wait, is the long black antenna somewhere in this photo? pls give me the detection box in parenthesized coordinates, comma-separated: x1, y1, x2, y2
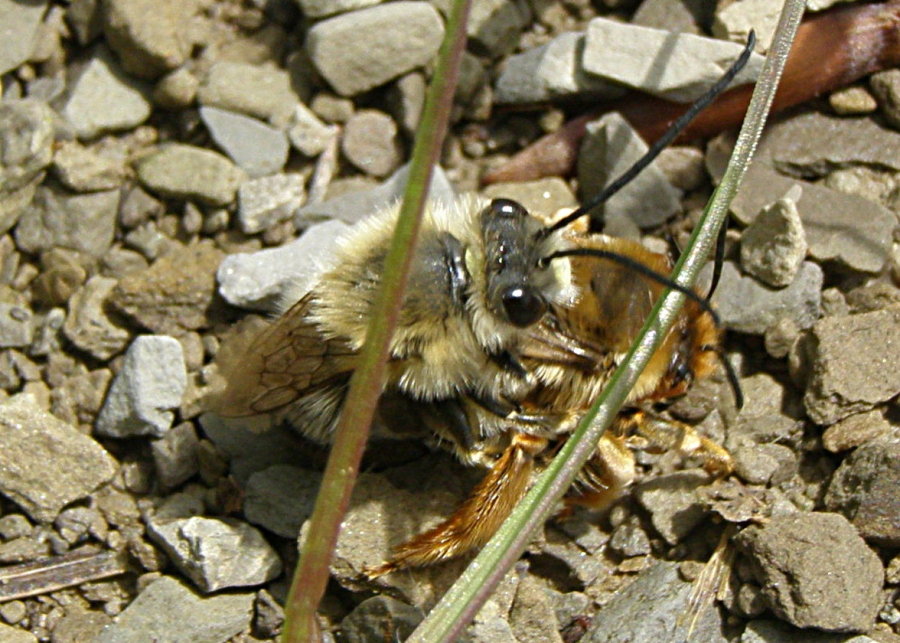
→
(543, 31, 757, 236)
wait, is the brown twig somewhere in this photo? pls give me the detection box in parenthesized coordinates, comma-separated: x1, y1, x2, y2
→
(484, 0, 900, 184)
(0, 547, 130, 602)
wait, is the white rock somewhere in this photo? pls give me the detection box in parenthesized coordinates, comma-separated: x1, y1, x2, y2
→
(495, 32, 622, 105)
(306, 2, 444, 96)
(578, 112, 681, 228)
(61, 47, 151, 139)
(582, 18, 764, 102)
(96, 335, 187, 438)
(217, 219, 348, 311)
(740, 186, 808, 288)
(147, 517, 282, 592)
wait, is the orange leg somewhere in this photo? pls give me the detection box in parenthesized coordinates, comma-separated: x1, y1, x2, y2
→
(565, 433, 636, 511)
(366, 432, 548, 577)
(626, 410, 733, 477)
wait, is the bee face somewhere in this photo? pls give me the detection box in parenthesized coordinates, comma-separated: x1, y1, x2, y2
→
(480, 198, 550, 328)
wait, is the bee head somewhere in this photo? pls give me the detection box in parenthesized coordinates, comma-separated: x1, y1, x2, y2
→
(480, 198, 572, 328)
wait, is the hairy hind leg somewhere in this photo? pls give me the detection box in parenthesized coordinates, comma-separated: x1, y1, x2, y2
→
(366, 432, 548, 577)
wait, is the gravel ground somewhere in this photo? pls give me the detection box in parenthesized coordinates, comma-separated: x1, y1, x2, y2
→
(0, 1, 898, 642)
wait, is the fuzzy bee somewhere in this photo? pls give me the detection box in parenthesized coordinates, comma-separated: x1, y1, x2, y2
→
(211, 36, 754, 576)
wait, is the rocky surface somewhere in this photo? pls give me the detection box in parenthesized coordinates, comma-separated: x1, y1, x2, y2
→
(0, 0, 897, 641)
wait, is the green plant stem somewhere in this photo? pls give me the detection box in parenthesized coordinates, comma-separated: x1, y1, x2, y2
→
(408, 1, 805, 640)
(280, 2, 471, 640)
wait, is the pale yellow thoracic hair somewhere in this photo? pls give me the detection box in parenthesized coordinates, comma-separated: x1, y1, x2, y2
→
(279, 195, 579, 404)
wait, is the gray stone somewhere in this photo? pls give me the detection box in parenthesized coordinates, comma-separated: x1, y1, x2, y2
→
(340, 595, 423, 643)
(199, 106, 289, 178)
(237, 173, 305, 234)
(60, 47, 151, 139)
(286, 102, 335, 157)
(55, 505, 105, 544)
(388, 71, 425, 136)
(578, 112, 681, 229)
(585, 561, 730, 642)
(33, 248, 89, 308)
(632, 0, 711, 33)
(0, 304, 33, 349)
(96, 576, 253, 642)
(634, 470, 712, 544)
(151, 66, 199, 110)
(741, 619, 879, 643)
(45, 607, 110, 643)
(712, 0, 780, 52)
(0, 99, 55, 234)
(469, 599, 517, 642)
(708, 261, 822, 335)
(0, 622, 36, 643)
(759, 110, 900, 175)
(96, 335, 186, 438)
(0, 0, 48, 76)
(728, 164, 894, 274)
(0, 514, 32, 540)
(244, 465, 320, 538)
(51, 141, 128, 192)
(135, 143, 244, 207)
(66, 0, 103, 46)
(583, 18, 764, 102)
(740, 186, 807, 288)
(608, 517, 651, 557)
(0, 534, 51, 563)
(466, 0, 528, 58)
(147, 517, 281, 592)
(63, 276, 131, 360)
(803, 306, 900, 425)
(118, 184, 164, 229)
(822, 410, 892, 453)
(732, 443, 797, 486)
(217, 219, 347, 311)
(829, 85, 878, 116)
(0, 394, 117, 522)
(305, 2, 444, 97)
(482, 177, 578, 220)
(496, 33, 621, 104)
(341, 109, 402, 178)
(735, 512, 883, 632)
(825, 439, 900, 547)
(509, 575, 563, 643)
(110, 244, 224, 332)
(101, 0, 193, 78)
(14, 184, 119, 258)
(199, 413, 311, 484)
(253, 590, 284, 640)
(298, 0, 381, 18)
(197, 62, 299, 126)
(870, 68, 900, 130)
(295, 162, 456, 226)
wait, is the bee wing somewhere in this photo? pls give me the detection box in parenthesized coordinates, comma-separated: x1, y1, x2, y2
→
(518, 317, 604, 371)
(211, 294, 358, 417)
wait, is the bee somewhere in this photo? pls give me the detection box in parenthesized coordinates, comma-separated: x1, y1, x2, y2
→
(209, 194, 736, 576)
(211, 35, 754, 577)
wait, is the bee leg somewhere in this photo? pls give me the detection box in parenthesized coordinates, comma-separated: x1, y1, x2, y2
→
(628, 410, 733, 477)
(564, 433, 636, 512)
(365, 432, 547, 577)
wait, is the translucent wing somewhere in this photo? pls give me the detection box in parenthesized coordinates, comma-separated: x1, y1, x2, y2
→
(210, 293, 358, 417)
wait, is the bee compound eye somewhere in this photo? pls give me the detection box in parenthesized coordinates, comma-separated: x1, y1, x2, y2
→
(501, 286, 546, 327)
(489, 198, 527, 218)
